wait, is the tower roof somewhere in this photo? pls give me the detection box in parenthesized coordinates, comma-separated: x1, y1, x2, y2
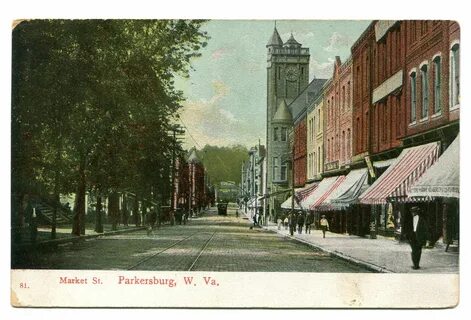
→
(267, 27, 283, 47)
(272, 99, 293, 122)
(284, 33, 301, 47)
(188, 148, 202, 164)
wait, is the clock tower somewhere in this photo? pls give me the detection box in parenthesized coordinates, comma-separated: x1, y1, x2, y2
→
(266, 27, 310, 220)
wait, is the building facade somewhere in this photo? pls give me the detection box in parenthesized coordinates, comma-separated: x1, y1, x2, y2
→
(266, 28, 310, 220)
(324, 56, 354, 175)
(351, 23, 375, 165)
(370, 21, 407, 159)
(403, 20, 460, 148)
(290, 79, 327, 187)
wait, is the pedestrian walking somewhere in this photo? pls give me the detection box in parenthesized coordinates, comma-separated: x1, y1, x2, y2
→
(183, 209, 189, 225)
(283, 215, 288, 230)
(289, 211, 296, 236)
(253, 213, 258, 227)
(277, 216, 282, 230)
(407, 206, 428, 270)
(305, 211, 314, 234)
(297, 212, 304, 234)
(320, 215, 329, 238)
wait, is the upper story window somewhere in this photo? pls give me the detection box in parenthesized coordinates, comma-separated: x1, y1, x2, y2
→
(433, 55, 442, 114)
(450, 43, 460, 108)
(410, 71, 417, 123)
(273, 157, 278, 180)
(318, 109, 321, 129)
(421, 64, 429, 119)
(280, 163, 287, 181)
(347, 81, 351, 107)
(281, 127, 287, 141)
(273, 127, 279, 141)
(313, 116, 316, 138)
(342, 86, 346, 110)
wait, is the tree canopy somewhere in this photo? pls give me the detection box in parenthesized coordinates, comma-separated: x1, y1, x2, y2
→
(196, 145, 249, 186)
(12, 19, 209, 234)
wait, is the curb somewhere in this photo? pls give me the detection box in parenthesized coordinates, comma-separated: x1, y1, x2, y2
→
(12, 227, 146, 252)
(263, 226, 394, 273)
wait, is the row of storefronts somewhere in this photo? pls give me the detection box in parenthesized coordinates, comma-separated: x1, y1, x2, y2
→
(263, 20, 460, 247)
(279, 134, 459, 245)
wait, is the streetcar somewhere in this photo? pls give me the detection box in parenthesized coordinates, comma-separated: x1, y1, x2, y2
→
(217, 202, 228, 215)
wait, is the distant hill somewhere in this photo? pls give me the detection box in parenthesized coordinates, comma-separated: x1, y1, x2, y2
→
(196, 145, 248, 186)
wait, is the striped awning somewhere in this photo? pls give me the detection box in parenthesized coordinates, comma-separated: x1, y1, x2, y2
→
(408, 134, 459, 199)
(318, 169, 369, 211)
(281, 196, 301, 210)
(310, 175, 346, 210)
(280, 183, 318, 210)
(359, 142, 440, 204)
(302, 176, 341, 210)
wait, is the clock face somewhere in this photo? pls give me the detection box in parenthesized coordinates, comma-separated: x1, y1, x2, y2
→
(286, 66, 299, 81)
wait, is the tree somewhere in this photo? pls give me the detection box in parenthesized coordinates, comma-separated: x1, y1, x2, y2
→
(196, 145, 249, 186)
(12, 20, 209, 236)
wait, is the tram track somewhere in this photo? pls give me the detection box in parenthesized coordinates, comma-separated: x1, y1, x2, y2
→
(127, 232, 200, 270)
(127, 231, 217, 271)
(187, 231, 216, 271)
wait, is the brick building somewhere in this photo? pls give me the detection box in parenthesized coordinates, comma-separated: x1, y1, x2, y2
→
(324, 56, 354, 175)
(351, 20, 460, 243)
(289, 78, 327, 187)
(370, 21, 407, 159)
(403, 20, 460, 149)
(351, 23, 375, 165)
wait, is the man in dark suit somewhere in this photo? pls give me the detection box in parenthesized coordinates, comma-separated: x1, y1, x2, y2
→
(408, 206, 428, 270)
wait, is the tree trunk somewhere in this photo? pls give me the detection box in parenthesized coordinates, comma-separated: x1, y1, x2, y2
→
(141, 200, 147, 227)
(95, 193, 103, 233)
(133, 195, 140, 227)
(122, 194, 128, 226)
(72, 161, 86, 236)
(108, 191, 120, 231)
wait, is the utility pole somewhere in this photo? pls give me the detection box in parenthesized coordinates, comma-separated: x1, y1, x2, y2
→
(171, 129, 176, 211)
(291, 143, 295, 213)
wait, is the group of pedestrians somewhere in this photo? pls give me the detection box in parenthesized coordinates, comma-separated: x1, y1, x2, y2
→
(276, 211, 330, 238)
(280, 211, 314, 236)
(274, 205, 431, 271)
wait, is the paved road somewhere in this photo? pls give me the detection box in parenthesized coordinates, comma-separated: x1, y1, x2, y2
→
(14, 207, 372, 272)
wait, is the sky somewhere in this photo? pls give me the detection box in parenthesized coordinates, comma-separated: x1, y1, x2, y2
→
(176, 20, 371, 149)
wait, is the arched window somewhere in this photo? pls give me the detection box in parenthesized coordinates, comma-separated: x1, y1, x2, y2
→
(327, 138, 330, 161)
(342, 130, 346, 163)
(356, 117, 361, 153)
(421, 63, 429, 119)
(320, 146, 323, 173)
(433, 55, 442, 114)
(347, 128, 351, 161)
(410, 71, 417, 123)
(450, 43, 460, 108)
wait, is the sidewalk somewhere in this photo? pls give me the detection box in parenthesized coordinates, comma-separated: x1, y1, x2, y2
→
(263, 221, 458, 273)
(12, 223, 146, 251)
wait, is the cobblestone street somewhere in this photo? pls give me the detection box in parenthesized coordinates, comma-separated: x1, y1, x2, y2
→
(13, 208, 372, 272)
